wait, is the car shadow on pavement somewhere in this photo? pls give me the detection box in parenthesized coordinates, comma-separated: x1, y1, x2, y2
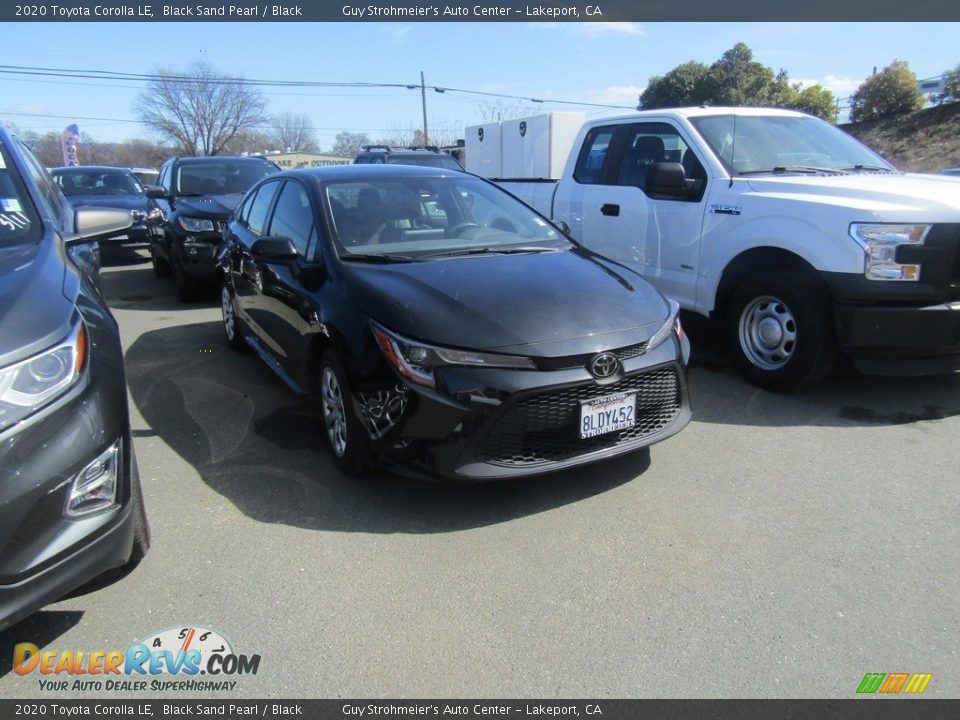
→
(681, 312, 960, 427)
(125, 321, 650, 534)
(98, 265, 218, 312)
(0, 611, 84, 679)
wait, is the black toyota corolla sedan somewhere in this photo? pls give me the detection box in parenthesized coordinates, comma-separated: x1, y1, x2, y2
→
(218, 165, 691, 480)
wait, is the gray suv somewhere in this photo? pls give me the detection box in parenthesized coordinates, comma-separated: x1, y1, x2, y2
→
(0, 127, 149, 631)
(354, 145, 463, 170)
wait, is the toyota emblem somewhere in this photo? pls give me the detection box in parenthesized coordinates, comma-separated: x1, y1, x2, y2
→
(589, 352, 620, 379)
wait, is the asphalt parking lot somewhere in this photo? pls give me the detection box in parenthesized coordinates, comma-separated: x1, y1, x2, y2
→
(1, 251, 958, 698)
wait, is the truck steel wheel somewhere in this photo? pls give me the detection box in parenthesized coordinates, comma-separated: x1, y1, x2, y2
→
(318, 351, 370, 475)
(726, 272, 837, 391)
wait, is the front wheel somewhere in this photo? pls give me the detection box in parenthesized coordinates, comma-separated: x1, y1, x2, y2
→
(725, 271, 837, 391)
(317, 351, 371, 475)
(220, 280, 247, 352)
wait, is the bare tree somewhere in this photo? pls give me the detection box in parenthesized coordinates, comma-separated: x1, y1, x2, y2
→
(331, 130, 370, 158)
(137, 62, 268, 156)
(270, 112, 319, 153)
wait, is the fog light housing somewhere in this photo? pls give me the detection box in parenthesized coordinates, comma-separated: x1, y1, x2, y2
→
(65, 441, 121, 518)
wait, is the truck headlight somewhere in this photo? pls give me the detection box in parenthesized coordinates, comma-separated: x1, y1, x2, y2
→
(850, 223, 930, 281)
(371, 323, 535, 388)
(0, 320, 88, 433)
(178, 216, 215, 233)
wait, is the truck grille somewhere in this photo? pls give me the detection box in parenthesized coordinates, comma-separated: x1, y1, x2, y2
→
(475, 365, 682, 467)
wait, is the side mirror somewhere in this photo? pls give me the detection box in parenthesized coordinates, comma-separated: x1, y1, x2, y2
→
(252, 236, 299, 262)
(65, 206, 132, 245)
(645, 162, 688, 198)
(144, 186, 167, 199)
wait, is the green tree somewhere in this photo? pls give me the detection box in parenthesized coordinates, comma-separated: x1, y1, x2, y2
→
(637, 43, 837, 121)
(849, 60, 924, 122)
(639, 61, 710, 109)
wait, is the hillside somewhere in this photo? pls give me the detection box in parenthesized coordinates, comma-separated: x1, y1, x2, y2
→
(841, 102, 960, 172)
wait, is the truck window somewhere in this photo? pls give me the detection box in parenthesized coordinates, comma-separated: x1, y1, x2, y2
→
(574, 128, 616, 185)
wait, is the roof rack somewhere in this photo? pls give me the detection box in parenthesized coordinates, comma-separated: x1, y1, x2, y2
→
(359, 144, 442, 153)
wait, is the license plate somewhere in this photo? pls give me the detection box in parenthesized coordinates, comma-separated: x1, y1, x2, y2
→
(579, 392, 636, 439)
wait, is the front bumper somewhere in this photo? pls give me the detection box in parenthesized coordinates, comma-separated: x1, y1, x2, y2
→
(98, 223, 157, 249)
(361, 340, 691, 481)
(834, 301, 960, 375)
(0, 329, 136, 630)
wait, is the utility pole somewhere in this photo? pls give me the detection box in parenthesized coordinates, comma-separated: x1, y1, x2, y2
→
(420, 70, 429, 146)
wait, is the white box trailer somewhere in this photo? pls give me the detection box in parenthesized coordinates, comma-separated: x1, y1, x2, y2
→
(464, 122, 502, 178)
(465, 112, 585, 180)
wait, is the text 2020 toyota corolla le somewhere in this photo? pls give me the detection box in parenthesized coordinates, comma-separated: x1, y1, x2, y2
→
(218, 165, 691, 480)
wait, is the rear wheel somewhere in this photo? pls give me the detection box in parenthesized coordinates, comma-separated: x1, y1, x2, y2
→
(317, 350, 371, 475)
(725, 271, 837, 391)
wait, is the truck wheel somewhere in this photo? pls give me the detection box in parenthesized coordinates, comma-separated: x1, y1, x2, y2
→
(316, 350, 371, 475)
(725, 272, 837, 391)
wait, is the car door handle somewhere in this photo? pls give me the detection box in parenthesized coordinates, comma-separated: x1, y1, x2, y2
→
(601, 203, 620, 217)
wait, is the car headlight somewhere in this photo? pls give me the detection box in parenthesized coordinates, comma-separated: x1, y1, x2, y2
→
(178, 216, 215, 233)
(646, 299, 683, 351)
(0, 320, 88, 433)
(850, 223, 930, 281)
(371, 323, 535, 388)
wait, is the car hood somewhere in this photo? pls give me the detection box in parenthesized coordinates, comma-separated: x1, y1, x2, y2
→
(344, 248, 670, 356)
(64, 194, 149, 212)
(744, 172, 960, 221)
(174, 193, 244, 220)
(0, 239, 75, 368)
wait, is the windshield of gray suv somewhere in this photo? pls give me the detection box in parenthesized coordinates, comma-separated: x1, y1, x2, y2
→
(53, 169, 143, 196)
(0, 142, 40, 246)
(325, 175, 569, 260)
(690, 114, 895, 176)
(175, 158, 278, 196)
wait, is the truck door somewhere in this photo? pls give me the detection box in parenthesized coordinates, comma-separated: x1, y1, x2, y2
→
(555, 121, 708, 310)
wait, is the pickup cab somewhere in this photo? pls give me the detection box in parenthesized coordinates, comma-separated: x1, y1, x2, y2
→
(494, 107, 960, 391)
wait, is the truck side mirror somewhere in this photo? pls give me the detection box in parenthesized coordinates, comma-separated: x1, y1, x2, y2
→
(645, 162, 688, 198)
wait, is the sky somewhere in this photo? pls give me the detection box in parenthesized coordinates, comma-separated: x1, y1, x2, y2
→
(1, 21, 958, 150)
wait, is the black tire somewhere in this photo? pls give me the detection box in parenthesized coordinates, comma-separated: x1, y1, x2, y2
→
(316, 350, 371, 475)
(173, 259, 199, 302)
(128, 473, 151, 564)
(220, 279, 247, 352)
(725, 271, 837, 392)
(151, 251, 171, 277)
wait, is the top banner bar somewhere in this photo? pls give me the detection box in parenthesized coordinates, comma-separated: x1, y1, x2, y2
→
(2, 0, 959, 22)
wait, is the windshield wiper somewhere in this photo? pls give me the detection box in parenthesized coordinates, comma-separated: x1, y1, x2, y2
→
(422, 246, 561, 259)
(739, 166, 843, 176)
(837, 164, 894, 172)
(342, 252, 415, 263)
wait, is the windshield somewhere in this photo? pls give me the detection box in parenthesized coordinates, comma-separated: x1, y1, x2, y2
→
(690, 114, 895, 176)
(53, 168, 142, 196)
(325, 174, 568, 260)
(0, 141, 41, 246)
(175, 158, 278, 196)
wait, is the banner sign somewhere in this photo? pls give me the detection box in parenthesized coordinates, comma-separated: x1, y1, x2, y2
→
(60, 123, 79, 166)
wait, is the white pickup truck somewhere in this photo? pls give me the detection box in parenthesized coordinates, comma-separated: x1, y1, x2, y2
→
(490, 107, 960, 390)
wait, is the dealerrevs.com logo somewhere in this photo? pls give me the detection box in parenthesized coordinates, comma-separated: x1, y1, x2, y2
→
(856, 672, 933, 695)
(14, 626, 261, 692)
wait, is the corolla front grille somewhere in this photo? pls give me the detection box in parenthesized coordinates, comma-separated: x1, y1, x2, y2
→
(475, 365, 682, 467)
(533, 342, 648, 371)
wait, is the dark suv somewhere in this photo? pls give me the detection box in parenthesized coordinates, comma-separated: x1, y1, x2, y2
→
(354, 145, 463, 170)
(0, 127, 149, 631)
(147, 156, 279, 300)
